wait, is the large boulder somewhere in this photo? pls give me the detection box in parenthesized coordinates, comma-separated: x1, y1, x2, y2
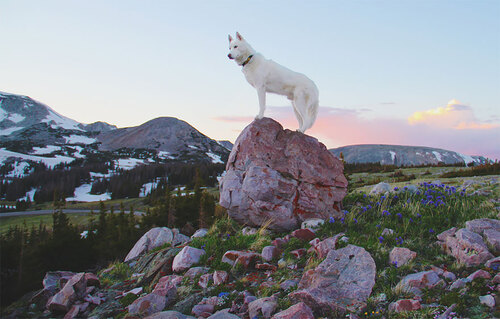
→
(219, 118, 347, 231)
(172, 246, 205, 273)
(290, 245, 376, 315)
(47, 272, 87, 313)
(125, 227, 174, 262)
(440, 228, 494, 267)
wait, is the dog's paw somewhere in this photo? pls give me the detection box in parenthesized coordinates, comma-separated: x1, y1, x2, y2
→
(255, 115, 264, 120)
(296, 129, 304, 133)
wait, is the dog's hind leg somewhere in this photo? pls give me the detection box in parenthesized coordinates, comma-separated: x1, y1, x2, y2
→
(292, 100, 304, 131)
(293, 92, 309, 132)
(256, 87, 266, 119)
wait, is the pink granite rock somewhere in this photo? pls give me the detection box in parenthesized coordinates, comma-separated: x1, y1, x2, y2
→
(153, 275, 182, 302)
(397, 271, 443, 295)
(222, 250, 260, 268)
(483, 229, 500, 253)
(388, 299, 421, 312)
(465, 218, 500, 235)
(466, 269, 491, 282)
(47, 272, 87, 313)
(389, 247, 417, 267)
(128, 293, 166, 316)
(312, 234, 344, 259)
(443, 228, 494, 266)
(172, 246, 205, 273)
(213, 271, 229, 286)
(192, 304, 215, 317)
(262, 246, 280, 262)
(290, 245, 376, 315)
(125, 227, 174, 262)
(63, 304, 80, 319)
(271, 302, 314, 319)
(290, 249, 307, 259)
(198, 273, 212, 288)
(248, 296, 278, 318)
(219, 118, 347, 231)
(290, 229, 316, 241)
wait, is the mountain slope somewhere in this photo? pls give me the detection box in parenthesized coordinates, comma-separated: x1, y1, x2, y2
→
(330, 144, 487, 166)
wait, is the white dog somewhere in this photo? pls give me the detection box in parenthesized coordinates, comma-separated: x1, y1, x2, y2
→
(228, 32, 319, 133)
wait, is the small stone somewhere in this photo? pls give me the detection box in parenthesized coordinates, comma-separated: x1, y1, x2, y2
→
(313, 234, 344, 259)
(262, 246, 279, 262)
(63, 305, 80, 319)
(271, 302, 314, 319)
(153, 275, 182, 302)
(222, 250, 260, 269)
(449, 279, 467, 290)
(381, 228, 394, 236)
(191, 229, 208, 239)
(397, 271, 443, 295)
(370, 182, 391, 195)
(280, 280, 299, 291)
(192, 304, 215, 317)
(184, 267, 210, 279)
(198, 273, 212, 288)
(485, 256, 500, 269)
(128, 293, 167, 316)
(271, 238, 288, 249)
(213, 271, 229, 286)
(479, 294, 495, 308)
(290, 229, 316, 241)
(248, 296, 278, 318)
(301, 219, 325, 230)
(466, 269, 491, 282)
(388, 299, 421, 312)
(172, 246, 205, 273)
(389, 247, 416, 267)
(255, 263, 277, 272)
(125, 227, 174, 262)
(290, 249, 306, 259)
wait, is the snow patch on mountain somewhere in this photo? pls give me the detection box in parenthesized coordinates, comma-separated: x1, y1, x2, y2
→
(66, 184, 111, 202)
(0, 148, 75, 168)
(64, 135, 96, 144)
(458, 153, 475, 164)
(114, 158, 146, 170)
(41, 107, 83, 131)
(0, 127, 24, 136)
(206, 151, 223, 164)
(432, 151, 443, 162)
(32, 145, 61, 155)
(389, 151, 396, 161)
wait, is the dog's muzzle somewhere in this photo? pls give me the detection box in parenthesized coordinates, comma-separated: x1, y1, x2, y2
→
(228, 53, 234, 59)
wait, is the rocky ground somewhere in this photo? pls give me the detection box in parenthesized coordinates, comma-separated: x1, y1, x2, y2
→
(4, 176, 499, 319)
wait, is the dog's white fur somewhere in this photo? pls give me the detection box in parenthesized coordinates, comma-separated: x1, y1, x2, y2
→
(228, 32, 319, 133)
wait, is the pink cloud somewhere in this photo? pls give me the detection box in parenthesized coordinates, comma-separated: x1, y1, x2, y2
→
(265, 105, 500, 160)
(212, 116, 254, 123)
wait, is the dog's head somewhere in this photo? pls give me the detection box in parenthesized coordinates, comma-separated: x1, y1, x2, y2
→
(227, 32, 254, 65)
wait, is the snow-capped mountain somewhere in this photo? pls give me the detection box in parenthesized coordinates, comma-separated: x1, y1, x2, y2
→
(329, 144, 488, 166)
(0, 91, 229, 180)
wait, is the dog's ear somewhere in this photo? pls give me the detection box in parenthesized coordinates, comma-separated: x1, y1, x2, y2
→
(236, 32, 244, 41)
(228, 34, 233, 43)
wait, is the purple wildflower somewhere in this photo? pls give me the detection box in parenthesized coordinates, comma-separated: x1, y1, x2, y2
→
(378, 236, 384, 243)
(329, 217, 335, 224)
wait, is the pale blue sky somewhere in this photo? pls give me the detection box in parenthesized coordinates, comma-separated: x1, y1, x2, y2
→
(1, 0, 499, 157)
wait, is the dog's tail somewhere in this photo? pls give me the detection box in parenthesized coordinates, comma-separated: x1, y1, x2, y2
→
(302, 93, 319, 132)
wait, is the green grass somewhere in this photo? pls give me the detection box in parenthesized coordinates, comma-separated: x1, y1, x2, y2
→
(0, 212, 94, 234)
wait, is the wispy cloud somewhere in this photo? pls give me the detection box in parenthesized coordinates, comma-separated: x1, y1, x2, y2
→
(408, 99, 499, 130)
(265, 103, 500, 160)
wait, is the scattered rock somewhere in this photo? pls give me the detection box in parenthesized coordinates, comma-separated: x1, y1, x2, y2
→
(198, 273, 212, 288)
(280, 280, 299, 291)
(301, 219, 325, 230)
(172, 246, 205, 273)
(191, 229, 209, 239)
(262, 246, 280, 262)
(219, 118, 347, 231)
(441, 228, 494, 267)
(128, 293, 167, 316)
(153, 275, 182, 303)
(290, 229, 316, 241)
(172, 229, 190, 246)
(184, 267, 210, 279)
(466, 269, 491, 282)
(485, 256, 500, 269)
(192, 304, 215, 317)
(255, 263, 278, 271)
(483, 229, 500, 254)
(290, 245, 376, 315)
(125, 227, 174, 262)
(145, 311, 196, 319)
(312, 234, 344, 259)
(449, 279, 468, 290)
(479, 294, 496, 308)
(388, 299, 421, 312)
(63, 304, 80, 319)
(213, 270, 229, 286)
(222, 250, 260, 268)
(465, 218, 500, 235)
(389, 247, 416, 267)
(271, 302, 314, 319)
(397, 271, 443, 295)
(47, 272, 87, 313)
(141, 248, 181, 285)
(370, 182, 391, 195)
(248, 296, 278, 318)
(381, 228, 394, 236)
(207, 309, 240, 319)
(242, 226, 259, 235)
(290, 248, 306, 259)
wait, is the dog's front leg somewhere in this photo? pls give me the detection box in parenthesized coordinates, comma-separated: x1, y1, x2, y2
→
(256, 87, 266, 119)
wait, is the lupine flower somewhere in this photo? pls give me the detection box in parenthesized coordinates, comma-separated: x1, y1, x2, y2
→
(341, 217, 345, 224)
(392, 261, 398, 268)
(329, 217, 335, 223)
(376, 224, 381, 228)
(218, 292, 229, 298)
(353, 218, 358, 224)
(397, 213, 402, 219)
(429, 228, 435, 233)
(394, 187, 399, 191)
(201, 244, 206, 250)
(378, 236, 384, 243)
